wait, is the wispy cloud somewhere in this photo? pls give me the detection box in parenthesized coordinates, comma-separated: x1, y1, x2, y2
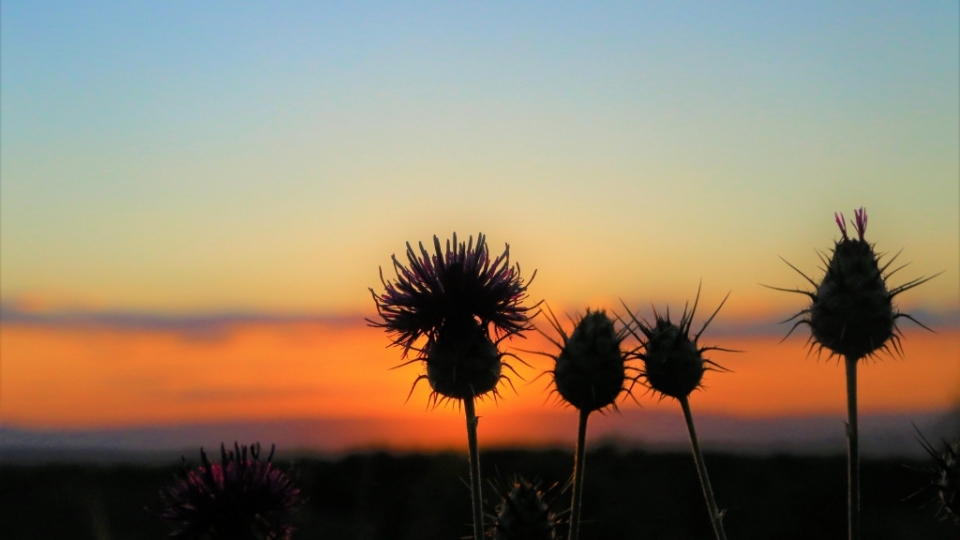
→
(2, 304, 956, 339)
(0, 303, 366, 339)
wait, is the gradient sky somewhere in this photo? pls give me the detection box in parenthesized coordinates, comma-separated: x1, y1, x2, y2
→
(2, 2, 959, 444)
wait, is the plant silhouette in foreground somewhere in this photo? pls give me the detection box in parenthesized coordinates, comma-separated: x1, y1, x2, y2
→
(917, 432, 960, 527)
(532, 307, 629, 540)
(486, 476, 566, 540)
(623, 285, 732, 540)
(769, 207, 936, 540)
(159, 442, 300, 540)
(369, 232, 536, 540)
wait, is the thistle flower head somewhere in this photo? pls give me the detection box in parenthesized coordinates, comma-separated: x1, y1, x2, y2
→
(486, 477, 566, 540)
(370, 233, 536, 402)
(918, 432, 960, 526)
(772, 208, 936, 360)
(624, 286, 731, 400)
(537, 307, 629, 413)
(159, 442, 300, 540)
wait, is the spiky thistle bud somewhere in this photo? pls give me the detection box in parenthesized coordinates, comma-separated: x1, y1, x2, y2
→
(625, 287, 731, 400)
(159, 442, 300, 540)
(369, 233, 536, 403)
(539, 308, 628, 413)
(775, 208, 936, 360)
(918, 433, 960, 526)
(487, 477, 566, 540)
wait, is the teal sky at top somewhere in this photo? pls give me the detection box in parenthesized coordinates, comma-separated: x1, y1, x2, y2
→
(2, 1, 958, 316)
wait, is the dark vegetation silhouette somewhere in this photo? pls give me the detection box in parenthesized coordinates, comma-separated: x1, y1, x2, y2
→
(2, 447, 959, 539)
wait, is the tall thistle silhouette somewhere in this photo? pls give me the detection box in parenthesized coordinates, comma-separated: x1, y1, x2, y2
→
(370, 232, 536, 540)
(768, 207, 936, 540)
(531, 307, 630, 540)
(623, 285, 733, 540)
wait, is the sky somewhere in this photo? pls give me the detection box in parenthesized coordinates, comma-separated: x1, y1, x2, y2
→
(1, 1, 958, 452)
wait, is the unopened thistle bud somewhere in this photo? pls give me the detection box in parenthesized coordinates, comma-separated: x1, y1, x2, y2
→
(542, 309, 628, 413)
(626, 288, 730, 400)
(811, 209, 894, 358)
(775, 208, 936, 360)
(487, 477, 565, 540)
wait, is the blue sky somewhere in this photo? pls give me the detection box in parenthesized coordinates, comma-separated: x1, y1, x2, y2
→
(3, 1, 958, 315)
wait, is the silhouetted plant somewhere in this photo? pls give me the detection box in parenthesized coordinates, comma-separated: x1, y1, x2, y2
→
(916, 431, 960, 527)
(769, 207, 936, 540)
(623, 285, 733, 540)
(486, 476, 566, 540)
(159, 442, 300, 540)
(530, 307, 630, 540)
(369, 232, 536, 540)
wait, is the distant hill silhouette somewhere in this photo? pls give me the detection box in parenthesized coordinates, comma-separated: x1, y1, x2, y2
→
(3, 407, 957, 464)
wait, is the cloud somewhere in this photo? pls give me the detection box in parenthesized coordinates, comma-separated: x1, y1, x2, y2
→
(0, 303, 366, 339)
(1, 303, 956, 340)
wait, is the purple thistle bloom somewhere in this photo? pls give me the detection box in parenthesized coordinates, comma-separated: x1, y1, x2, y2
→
(371, 232, 535, 352)
(370, 233, 536, 402)
(159, 442, 300, 540)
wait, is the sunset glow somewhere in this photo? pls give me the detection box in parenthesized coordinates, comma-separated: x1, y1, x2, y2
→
(2, 2, 957, 456)
(3, 315, 956, 450)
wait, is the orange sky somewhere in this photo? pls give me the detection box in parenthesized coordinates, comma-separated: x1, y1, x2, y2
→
(2, 316, 957, 451)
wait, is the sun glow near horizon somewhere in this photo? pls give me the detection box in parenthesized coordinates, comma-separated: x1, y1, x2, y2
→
(2, 314, 956, 441)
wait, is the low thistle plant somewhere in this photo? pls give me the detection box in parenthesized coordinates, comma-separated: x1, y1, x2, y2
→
(769, 207, 936, 540)
(917, 432, 960, 527)
(158, 442, 300, 540)
(532, 307, 630, 540)
(369, 232, 536, 540)
(486, 476, 566, 540)
(623, 285, 732, 540)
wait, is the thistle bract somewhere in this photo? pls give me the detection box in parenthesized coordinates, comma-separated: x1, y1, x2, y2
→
(426, 316, 502, 400)
(551, 310, 627, 413)
(159, 442, 300, 540)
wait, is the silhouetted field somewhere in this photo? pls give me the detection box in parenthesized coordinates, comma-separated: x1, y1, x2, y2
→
(2, 446, 955, 539)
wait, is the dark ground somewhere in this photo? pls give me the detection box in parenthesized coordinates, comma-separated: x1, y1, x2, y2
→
(2, 446, 956, 539)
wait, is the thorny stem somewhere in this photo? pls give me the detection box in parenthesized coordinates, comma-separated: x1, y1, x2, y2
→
(464, 396, 484, 540)
(845, 355, 860, 540)
(680, 395, 728, 540)
(569, 408, 590, 540)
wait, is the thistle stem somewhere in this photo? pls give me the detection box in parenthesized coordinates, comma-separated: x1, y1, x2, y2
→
(679, 395, 728, 540)
(569, 408, 590, 540)
(464, 396, 484, 540)
(845, 355, 860, 540)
